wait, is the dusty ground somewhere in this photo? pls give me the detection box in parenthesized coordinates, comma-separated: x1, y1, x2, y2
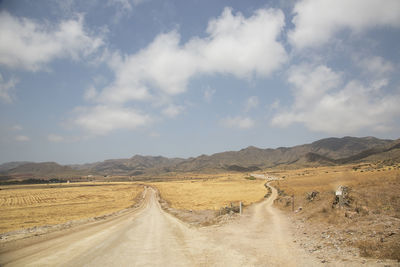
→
(0, 175, 268, 241)
(0, 185, 323, 266)
(1, 168, 399, 266)
(0, 182, 144, 234)
(271, 163, 400, 263)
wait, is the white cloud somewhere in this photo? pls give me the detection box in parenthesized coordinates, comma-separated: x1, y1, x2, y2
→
(196, 7, 287, 78)
(95, 7, 286, 105)
(15, 135, 30, 142)
(0, 74, 18, 103)
(0, 11, 103, 71)
(289, 0, 400, 49)
(48, 134, 65, 143)
(355, 56, 395, 78)
(162, 104, 184, 118)
(73, 105, 151, 135)
(108, 0, 145, 10)
(204, 86, 216, 103)
(221, 116, 255, 129)
(272, 64, 400, 134)
(107, 0, 147, 23)
(75, 7, 287, 135)
(287, 64, 342, 109)
(244, 96, 259, 111)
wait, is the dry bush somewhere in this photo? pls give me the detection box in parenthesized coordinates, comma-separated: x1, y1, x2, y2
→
(357, 238, 400, 261)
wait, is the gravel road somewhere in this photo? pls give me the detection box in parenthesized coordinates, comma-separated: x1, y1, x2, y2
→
(0, 186, 321, 266)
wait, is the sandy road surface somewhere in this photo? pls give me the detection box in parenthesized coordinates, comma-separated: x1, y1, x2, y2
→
(0, 185, 320, 266)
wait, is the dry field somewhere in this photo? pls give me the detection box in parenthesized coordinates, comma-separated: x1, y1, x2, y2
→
(0, 182, 143, 234)
(151, 173, 267, 210)
(270, 163, 400, 261)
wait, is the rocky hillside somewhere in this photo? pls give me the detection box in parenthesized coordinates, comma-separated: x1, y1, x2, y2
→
(0, 162, 81, 178)
(0, 136, 398, 177)
(169, 136, 395, 172)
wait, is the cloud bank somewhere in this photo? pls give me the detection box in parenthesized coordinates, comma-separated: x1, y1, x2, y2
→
(289, 0, 400, 49)
(221, 116, 255, 129)
(272, 64, 400, 134)
(75, 7, 287, 134)
(0, 11, 103, 71)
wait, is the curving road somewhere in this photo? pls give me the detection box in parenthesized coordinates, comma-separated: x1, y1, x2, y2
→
(0, 185, 320, 266)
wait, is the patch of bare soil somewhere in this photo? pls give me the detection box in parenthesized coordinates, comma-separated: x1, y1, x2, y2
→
(157, 191, 241, 226)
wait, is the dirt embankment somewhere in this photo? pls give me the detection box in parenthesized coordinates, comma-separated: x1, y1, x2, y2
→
(272, 164, 400, 264)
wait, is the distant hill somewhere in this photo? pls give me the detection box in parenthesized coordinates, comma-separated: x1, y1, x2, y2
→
(1, 136, 398, 178)
(0, 161, 32, 173)
(77, 155, 185, 176)
(308, 136, 393, 159)
(1, 162, 81, 178)
(168, 136, 394, 172)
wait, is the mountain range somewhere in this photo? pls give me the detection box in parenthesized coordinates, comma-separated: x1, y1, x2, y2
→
(1, 136, 399, 179)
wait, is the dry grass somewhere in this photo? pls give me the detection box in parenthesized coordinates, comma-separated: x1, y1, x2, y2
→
(0, 182, 143, 234)
(270, 163, 400, 261)
(270, 163, 400, 217)
(151, 173, 267, 210)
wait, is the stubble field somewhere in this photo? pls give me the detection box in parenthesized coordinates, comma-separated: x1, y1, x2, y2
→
(0, 174, 267, 235)
(0, 183, 144, 234)
(151, 173, 267, 210)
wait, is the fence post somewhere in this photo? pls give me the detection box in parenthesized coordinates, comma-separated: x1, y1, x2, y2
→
(239, 201, 242, 215)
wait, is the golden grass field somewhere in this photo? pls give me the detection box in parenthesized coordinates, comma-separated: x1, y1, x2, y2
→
(0, 174, 267, 234)
(151, 173, 267, 210)
(0, 183, 143, 234)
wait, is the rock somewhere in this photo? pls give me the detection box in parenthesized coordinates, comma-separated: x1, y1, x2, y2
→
(345, 211, 357, 218)
(306, 191, 319, 201)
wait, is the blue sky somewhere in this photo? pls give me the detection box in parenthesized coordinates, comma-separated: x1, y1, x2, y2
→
(1, 0, 400, 164)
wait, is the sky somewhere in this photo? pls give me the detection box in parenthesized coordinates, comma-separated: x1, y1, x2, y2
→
(1, 0, 400, 164)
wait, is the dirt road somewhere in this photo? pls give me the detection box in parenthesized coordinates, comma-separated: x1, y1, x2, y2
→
(0, 185, 320, 266)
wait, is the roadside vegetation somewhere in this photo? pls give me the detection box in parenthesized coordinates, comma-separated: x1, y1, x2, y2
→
(271, 163, 400, 261)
